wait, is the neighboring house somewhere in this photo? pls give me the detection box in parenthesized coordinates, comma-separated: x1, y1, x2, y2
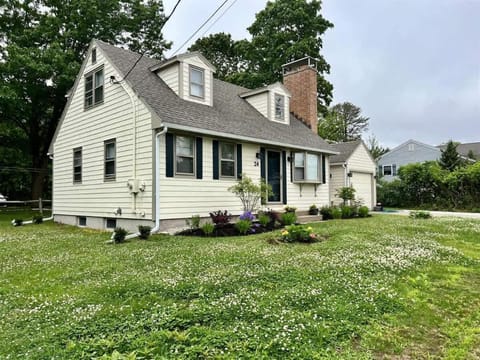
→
(329, 140, 377, 209)
(377, 139, 441, 181)
(49, 40, 338, 232)
(437, 141, 480, 160)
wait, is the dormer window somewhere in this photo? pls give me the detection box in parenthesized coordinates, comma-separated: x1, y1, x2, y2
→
(275, 94, 285, 121)
(189, 66, 204, 99)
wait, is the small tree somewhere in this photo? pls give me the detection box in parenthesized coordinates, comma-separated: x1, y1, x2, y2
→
(439, 140, 462, 171)
(336, 187, 356, 205)
(228, 175, 271, 212)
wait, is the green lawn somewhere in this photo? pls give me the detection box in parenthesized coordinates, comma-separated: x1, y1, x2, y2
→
(0, 213, 479, 359)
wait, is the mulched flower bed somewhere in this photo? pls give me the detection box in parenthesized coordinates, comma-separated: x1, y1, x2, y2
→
(176, 222, 281, 237)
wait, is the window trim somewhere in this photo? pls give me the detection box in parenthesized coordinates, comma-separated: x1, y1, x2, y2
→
(84, 65, 104, 109)
(189, 65, 205, 99)
(219, 141, 236, 179)
(274, 93, 285, 122)
(382, 164, 397, 176)
(174, 135, 196, 176)
(104, 139, 116, 181)
(292, 151, 322, 183)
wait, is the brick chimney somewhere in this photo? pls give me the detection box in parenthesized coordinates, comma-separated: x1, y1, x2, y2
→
(282, 57, 318, 134)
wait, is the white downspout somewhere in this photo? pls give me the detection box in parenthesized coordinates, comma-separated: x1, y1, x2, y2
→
(112, 125, 167, 241)
(151, 126, 168, 233)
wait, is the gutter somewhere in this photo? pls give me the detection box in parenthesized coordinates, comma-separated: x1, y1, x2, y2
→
(162, 122, 339, 155)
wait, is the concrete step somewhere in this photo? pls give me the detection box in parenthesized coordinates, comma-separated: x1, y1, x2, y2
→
(296, 214, 323, 224)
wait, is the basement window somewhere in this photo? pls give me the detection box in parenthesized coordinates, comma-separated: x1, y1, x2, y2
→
(78, 216, 87, 227)
(106, 218, 116, 229)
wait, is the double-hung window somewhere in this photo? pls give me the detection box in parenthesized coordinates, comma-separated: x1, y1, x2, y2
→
(220, 142, 235, 177)
(293, 152, 321, 182)
(176, 135, 195, 175)
(85, 66, 104, 109)
(382, 164, 397, 176)
(189, 66, 204, 98)
(73, 147, 82, 183)
(274, 94, 285, 121)
(104, 139, 116, 181)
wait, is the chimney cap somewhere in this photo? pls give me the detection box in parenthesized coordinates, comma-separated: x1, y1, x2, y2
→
(282, 56, 318, 75)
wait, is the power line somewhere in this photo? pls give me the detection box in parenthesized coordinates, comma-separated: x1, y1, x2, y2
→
(171, 0, 231, 56)
(199, 0, 239, 39)
(122, 0, 183, 81)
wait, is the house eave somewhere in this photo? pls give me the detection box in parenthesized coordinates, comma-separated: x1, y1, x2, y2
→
(161, 122, 338, 154)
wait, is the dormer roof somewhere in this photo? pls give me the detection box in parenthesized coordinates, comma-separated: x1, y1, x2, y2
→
(239, 82, 291, 98)
(150, 51, 216, 73)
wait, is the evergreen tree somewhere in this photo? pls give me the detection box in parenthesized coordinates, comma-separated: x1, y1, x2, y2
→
(318, 102, 369, 142)
(439, 140, 462, 171)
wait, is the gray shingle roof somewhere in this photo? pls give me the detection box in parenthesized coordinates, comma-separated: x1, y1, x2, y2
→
(329, 140, 363, 163)
(97, 40, 335, 153)
(437, 142, 480, 158)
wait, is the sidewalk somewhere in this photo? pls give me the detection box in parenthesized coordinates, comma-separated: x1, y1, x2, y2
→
(372, 209, 480, 220)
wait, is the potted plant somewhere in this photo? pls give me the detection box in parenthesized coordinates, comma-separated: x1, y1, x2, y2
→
(309, 204, 319, 215)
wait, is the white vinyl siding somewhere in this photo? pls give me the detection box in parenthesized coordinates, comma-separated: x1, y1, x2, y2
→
(52, 44, 154, 220)
(243, 92, 269, 118)
(157, 63, 179, 95)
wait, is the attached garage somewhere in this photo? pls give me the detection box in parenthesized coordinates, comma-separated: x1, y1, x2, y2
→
(329, 140, 377, 209)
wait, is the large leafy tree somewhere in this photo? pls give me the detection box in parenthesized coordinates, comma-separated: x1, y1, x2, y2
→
(439, 140, 462, 171)
(318, 102, 369, 142)
(189, 0, 333, 113)
(0, 0, 171, 199)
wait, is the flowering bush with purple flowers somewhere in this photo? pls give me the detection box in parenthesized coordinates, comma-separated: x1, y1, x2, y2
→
(239, 211, 255, 222)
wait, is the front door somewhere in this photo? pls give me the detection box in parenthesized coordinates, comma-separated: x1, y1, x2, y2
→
(267, 150, 282, 203)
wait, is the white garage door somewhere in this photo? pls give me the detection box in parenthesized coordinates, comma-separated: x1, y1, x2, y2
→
(351, 172, 374, 209)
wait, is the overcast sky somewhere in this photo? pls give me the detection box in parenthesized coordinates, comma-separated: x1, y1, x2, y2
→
(162, 0, 480, 148)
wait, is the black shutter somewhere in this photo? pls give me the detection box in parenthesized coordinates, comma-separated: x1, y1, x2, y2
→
(196, 137, 203, 179)
(282, 150, 287, 204)
(166, 133, 174, 177)
(236, 144, 242, 179)
(322, 154, 326, 184)
(213, 140, 219, 180)
(392, 164, 397, 176)
(378, 165, 383, 176)
(260, 147, 266, 180)
(290, 152, 293, 182)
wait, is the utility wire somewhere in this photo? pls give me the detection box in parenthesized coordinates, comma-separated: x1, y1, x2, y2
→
(122, 0, 183, 81)
(171, 0, 230, 56)
(198, 0, 239, 39)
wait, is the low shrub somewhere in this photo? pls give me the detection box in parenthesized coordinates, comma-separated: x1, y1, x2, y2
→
(320, 206, 333, 220)
(138, 225, 151, 239)
(341, 205, 356, 219)
(235, 219, 252, 235)
(209, 210, 232, 226)
(281, 225, 318, 243)
(113, 227, 128, 243)
(257, 213, 270, 227)
(280, 211, 297, 226)
(258, 209, 280, 229)
(358, 206, 369, 218)
(331, 207, 342, 219)
(409, 210, 432, 219)
(201, 222, 215, 236)
(185, 215, 200, 230)
(32, 215, 43, 224)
